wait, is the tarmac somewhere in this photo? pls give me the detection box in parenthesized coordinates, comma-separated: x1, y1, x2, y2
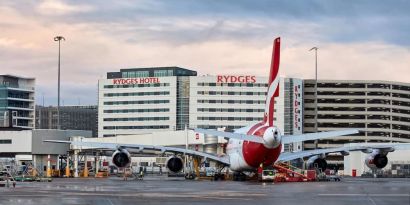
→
(0, 176, 409, 205)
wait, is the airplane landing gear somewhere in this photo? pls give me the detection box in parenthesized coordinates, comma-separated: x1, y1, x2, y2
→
(233, 172, 246, 181)
(185, 173, 196, 180)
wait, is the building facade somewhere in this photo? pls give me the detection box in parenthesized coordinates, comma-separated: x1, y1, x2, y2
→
(189, 76, 303, 152)
(98, 67, 197, 137)
(303, 80, 410, 150)
(98, 67, 303, 152)
(189, 75, 267, 130)
(0, 75, 35, 129)
(35, 105, 98, 137)
(99, 67, 410, 154)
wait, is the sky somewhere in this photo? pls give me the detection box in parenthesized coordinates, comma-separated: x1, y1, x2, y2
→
(1, 0, 409, 105)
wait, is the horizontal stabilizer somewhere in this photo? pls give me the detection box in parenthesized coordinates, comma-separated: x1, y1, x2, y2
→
(194, 128, 264, 144)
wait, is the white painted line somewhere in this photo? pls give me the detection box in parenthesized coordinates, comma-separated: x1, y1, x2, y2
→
(367, 196, 377, 205)
(318, 194, 410, 197)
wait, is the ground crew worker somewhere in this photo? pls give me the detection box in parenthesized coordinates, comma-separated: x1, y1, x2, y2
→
(139, 169, 144, 180)
(123, 168, 128, 181)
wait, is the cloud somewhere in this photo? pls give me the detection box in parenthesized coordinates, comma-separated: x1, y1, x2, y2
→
(0, 1, 409, 106)
(281, 42, 410, 82)
(36, 0, 94, 16)
(0, 37, 36, 49)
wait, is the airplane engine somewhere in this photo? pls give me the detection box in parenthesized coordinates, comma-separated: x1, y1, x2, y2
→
(112, 149, 131, 168)
(306, 155, 327, 171)
(262, 127, 282, 149)
(166, 156, 184, 173)
(365, 152, 388, 169)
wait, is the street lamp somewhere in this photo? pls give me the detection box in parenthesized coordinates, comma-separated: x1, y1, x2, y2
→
(309, 47, 318, 148)
(54, 36, 65, 130)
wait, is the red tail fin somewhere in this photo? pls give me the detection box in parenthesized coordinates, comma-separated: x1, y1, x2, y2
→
(269, 38, 281, 85)
(263, 38, 281, 126)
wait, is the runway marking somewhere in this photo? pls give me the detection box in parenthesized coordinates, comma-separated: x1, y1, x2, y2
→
(106, 198, 115, 205)
(0, 194, 255, 201)
(318, 194, 410, 197)
(367, 196, 377, 205)
(196, 196, 252, 200)
(0, 190, 265, 199)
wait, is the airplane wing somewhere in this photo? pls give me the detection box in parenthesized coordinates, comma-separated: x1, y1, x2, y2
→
(281, 129, 359, 144)
(44, 140, 230, 165)
(194, 128, 359, 144)
(278, 143, 410, 162)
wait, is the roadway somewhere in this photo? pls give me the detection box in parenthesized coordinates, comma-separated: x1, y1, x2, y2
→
(0, 176, 409, 205)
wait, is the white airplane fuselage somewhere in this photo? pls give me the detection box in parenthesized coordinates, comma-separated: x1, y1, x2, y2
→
(226, 123, 282, 171)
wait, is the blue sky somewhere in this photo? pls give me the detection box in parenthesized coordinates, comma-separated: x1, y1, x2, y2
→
(1, 0, 409, 105)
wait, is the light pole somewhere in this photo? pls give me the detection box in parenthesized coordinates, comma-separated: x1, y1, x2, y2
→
(54, 36, 65, 130)
(309, 47, 318, 148)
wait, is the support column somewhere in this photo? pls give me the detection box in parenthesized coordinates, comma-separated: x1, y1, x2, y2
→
(83, 155, 88, 177)
(74, 150, 79, 178)
(193, 157, 200, 180)
(95, 153, 100, 176)
(56, 155, 60, 171)
(65, 155, 70, 177)
(32, 155, 37, 173)
(46, 154, 51, 177)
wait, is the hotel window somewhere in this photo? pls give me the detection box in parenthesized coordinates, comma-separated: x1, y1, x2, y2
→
(128, 72, 136, 78)
(103, 117, 169, 121)
(154, 70, 173, 77)
(104, 91, 170, 97)
(135, 71, 149, 77)
(104, 100, 170, 105)
(0, 139, 12, 144)
(103, 125, 170, 130)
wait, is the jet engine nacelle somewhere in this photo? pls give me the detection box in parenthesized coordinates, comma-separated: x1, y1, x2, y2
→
(166, 156, 184, 173)
(263, 127, 282, 149)
(306, 155, 327, 171)
(365, 151, 388, 169)
(112, 149, 131, 168)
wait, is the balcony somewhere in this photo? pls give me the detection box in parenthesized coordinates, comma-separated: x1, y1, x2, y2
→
(7, 106, 34, 111)
(1, 85, 35, 92)
(7, 97, 34, 102)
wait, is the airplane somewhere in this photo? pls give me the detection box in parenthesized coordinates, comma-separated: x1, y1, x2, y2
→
(45, 37, 410, 179)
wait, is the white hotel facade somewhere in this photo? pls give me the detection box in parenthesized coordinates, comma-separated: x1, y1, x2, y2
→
(98, 67, 303, 151)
